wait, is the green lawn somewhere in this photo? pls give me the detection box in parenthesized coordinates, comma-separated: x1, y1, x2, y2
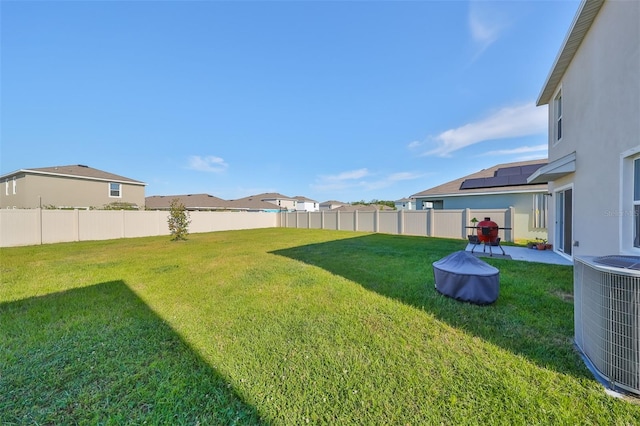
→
(1, 228, 639, 424)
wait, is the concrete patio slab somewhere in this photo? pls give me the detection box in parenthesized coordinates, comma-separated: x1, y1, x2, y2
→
(465, 243, 573, 266)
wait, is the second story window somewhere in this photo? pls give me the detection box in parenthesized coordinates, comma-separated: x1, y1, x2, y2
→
(12, 177, 16, 195)
(109, 182, 121, 198)
(554, 91, 563, 142)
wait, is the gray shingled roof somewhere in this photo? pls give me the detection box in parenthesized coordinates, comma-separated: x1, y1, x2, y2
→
(412, 159, 548, 198)
(294, 195, 318, 203)
(3, 164, 145, 185)
(235, 192, 295, 202)
(334, 204, 395, 212)
(225, 197, 282, 210)
(145, 194, 228, 210)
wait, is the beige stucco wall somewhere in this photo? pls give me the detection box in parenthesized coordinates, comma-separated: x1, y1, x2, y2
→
(546, 0, 640, 256)
(0, 174, 146, 209)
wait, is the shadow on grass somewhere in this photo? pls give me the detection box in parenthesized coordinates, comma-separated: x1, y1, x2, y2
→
(0, 281, 264, 425)
(271, 233, 590, 380)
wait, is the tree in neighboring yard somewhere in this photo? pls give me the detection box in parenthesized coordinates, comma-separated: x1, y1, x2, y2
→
(168, 198, 191, 241)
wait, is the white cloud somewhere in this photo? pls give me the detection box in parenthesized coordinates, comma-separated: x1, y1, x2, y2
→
(311, 168, 369, 192)
(468, 0, 511, 58)
(311, 169, 425, 193)
(417, 103, 547, 157)
(482, 144, 548, 156)
(387, 172, 425, 182)
(319, 168, 370, 182)
(187, 155, 228, 173)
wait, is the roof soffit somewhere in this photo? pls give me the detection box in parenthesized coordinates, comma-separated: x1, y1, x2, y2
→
(537, 0, 605, 106)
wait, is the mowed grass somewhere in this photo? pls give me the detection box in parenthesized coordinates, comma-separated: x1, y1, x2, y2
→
(1, 228, 639, 424)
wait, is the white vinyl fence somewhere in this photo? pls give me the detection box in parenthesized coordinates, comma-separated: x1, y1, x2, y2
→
(281, 208, 516, 241)
(1, 207, 520, 248)
(0, 209, 279, 247)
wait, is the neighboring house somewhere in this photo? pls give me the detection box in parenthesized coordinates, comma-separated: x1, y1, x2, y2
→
(235, 192, 296, 211)
(146, 193, 283, 212)
(146, 194, 228, 211)
(412, 159, 549, 242)
(334, 204, 395, 212)
(319, 200, 347, 211)
(0, 164, 146, 209)
(395, 198, 416, 211)
(528, 0, 640, 257)
(294, 196, 320, 212)
(225, 197, 283, 212)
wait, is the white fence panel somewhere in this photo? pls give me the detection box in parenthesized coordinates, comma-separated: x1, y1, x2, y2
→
(79, 210, 126, 241)
(309, 212, 322, 229)
(378, 211, 399, 234)
(324, 211, 337, 230)
(340, 212, 356, 232)
(297, 212, 310, 229)
(358, 211, 375, 232)
(124, 210, 166, 237)
(0, 209, 40, 246)
(432, 210, 464, 239)
(42, 210, 77, 244)
(404, 211, 428, 236)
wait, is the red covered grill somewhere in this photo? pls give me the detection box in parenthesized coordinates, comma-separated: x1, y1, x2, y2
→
(476, 217, 499, 243)
(467, 217, 508, 256)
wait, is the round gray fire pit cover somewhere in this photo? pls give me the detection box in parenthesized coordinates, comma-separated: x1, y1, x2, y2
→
(432, 251, 500, 305)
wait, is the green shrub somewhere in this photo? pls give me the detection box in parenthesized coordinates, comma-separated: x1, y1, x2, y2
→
(167, 199, 191, 240)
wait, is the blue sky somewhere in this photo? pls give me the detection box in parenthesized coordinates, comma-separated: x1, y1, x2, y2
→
(1, 0, 580, 202)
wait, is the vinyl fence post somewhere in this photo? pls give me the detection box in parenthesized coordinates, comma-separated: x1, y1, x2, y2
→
(428, 208, 435, 237)
(463, 208, 471, 239)
(374, 209, 379, 233)
(507, 206, 515, 242)
(74, 209, 80, 242)
(37, 206, 43, 245)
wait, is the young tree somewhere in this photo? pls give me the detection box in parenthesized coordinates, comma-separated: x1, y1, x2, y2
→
(168, 198, 191, 241)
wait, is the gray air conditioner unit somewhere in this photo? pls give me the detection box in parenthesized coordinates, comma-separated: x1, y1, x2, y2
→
(574, 256, 640, 396)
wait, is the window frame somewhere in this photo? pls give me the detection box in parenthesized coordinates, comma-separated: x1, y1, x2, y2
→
(12, 177, 16, 195)
(554, 89, 563, 144)
(533, 193, 548, 229)
(109, 182, 122, 198)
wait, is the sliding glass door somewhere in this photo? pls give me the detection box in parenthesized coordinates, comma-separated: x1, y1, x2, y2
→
(556, 188, 573, 256)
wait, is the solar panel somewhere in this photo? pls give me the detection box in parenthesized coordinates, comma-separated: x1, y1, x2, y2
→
(459, 163, 547, 190)
(494, 166, 522, 177)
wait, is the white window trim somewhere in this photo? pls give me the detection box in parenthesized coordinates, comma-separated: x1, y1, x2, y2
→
(553, 88, 563, 145)
(12, 177, 16, 195)
(4, 179, 8, 196)
(553, 183, 574, 261)
(532, 193, 548, 229)
(108, 182, 122, 198)
(619, 147, 640, 254)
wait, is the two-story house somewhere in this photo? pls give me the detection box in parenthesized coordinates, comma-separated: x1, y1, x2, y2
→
(0, 164, 146, 209)
(528, 0, 639, 258)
